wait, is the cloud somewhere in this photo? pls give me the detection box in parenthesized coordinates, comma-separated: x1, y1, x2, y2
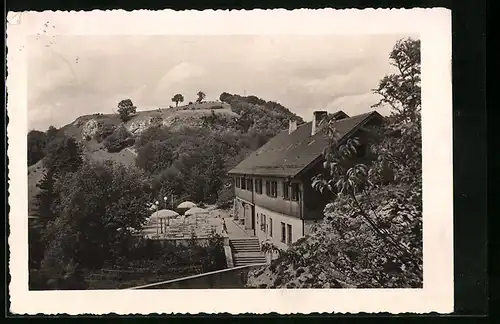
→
(27, 34, 412, 130)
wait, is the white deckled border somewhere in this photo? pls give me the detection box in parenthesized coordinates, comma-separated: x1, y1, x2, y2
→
(6, 8, 453, 315)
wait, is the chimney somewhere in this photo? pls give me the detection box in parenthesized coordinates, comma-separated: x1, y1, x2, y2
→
(288, 120, 297, 134)
(311, 111, 328, 136)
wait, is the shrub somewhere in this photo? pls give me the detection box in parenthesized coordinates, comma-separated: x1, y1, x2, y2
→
(103, 126, 133, 153)
(103, 135, 123, 153)
(150, 115, 163, 126)
(95, 123, 116, 143)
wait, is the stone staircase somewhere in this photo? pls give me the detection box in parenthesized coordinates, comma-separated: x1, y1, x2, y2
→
(230, 237, 266, 266)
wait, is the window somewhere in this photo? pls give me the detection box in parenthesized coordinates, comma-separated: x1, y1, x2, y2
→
(265, 180, 270, 195)
(282, 181, 290, 199)
(241, 177, 246, 190)
(247, 178, 253, 191)
(255, 179, 263, 194)
(291, 183, 300, 201)
(270, 181, 278, 197)
(287, 224, 292, 244)
(260, 214, 266, 232)
(235, 177, 240, 188)
(269, 218, 273, 237)
(281, 222, 286, 243)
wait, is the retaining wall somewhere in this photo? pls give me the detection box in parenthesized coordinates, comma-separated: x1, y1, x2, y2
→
(126, 263, 266, 289)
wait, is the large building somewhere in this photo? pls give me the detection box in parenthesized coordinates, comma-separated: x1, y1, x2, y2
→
(227, 110, 383, 250)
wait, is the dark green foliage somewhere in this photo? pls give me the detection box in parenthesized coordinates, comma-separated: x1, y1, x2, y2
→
(27, 130, 47, 166)
(94, 123, 116, 143)
(221, 92, 304, 137)
(172, 94, 184, 107)
(136, 140, 175, 174)
(34, 169, 57, 221)
(196, 91, 206, 103)
(28, 219, 45, 270)
(247, 37, 423, 289)
(219, 92, 231, 103)
(43, 135, 83, 174)
(135, 92, 299, 205)
(372, 38, 421, 123)
(30, 161, 155, 289)
(135, 126, 172, 147)
(150, 114, 163, 126)
(117, 99, 137, 122)
(46, 125, 59, 141)
(201, 110, 229, 130)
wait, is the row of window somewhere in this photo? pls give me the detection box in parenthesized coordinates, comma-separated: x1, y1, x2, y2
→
(235, 177, 300, 201)
(258, 213, 292, 244)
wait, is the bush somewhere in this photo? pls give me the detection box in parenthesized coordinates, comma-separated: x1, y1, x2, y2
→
(103, 126, 133, 153)
(103, 135, 123, 153)
(95, 123, 116, 143)
(150, 115, 163, 126)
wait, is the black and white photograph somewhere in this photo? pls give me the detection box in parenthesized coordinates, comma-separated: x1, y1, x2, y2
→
(7, 9, 453, 314)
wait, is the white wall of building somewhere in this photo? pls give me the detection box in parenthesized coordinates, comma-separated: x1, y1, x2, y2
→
(234, 198, 255, 230)
(254, 205, 303, 251)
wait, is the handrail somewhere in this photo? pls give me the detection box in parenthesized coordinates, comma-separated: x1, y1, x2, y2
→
(125, 263, 266, 290)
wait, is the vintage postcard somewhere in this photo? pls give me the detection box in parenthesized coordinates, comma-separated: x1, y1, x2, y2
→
(7, 8, 453, 315)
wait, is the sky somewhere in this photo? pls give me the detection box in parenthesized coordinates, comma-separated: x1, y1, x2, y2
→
(27, 34, 414, 131)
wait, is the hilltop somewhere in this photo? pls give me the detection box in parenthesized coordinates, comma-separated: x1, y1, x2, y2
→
(28, 95, 303, 214)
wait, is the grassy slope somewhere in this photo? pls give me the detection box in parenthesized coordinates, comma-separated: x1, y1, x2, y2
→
(28, 101, 236, 215)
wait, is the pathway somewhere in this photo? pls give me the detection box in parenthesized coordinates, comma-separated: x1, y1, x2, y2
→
(223, 216, 251, 239)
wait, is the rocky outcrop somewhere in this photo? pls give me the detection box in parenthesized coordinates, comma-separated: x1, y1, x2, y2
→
(81, 119, 100, 140)
(125, 119, 152, 136)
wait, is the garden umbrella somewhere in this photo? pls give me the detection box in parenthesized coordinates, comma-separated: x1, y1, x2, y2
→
(184, 207, 208, 215)
(176, 201, 197, 215)
(184, 207, 208, 225)
(150, 209, 179, 233)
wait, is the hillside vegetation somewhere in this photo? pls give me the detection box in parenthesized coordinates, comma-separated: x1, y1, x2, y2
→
(27, 93, 303, 289)
(28, 96, 302, 214)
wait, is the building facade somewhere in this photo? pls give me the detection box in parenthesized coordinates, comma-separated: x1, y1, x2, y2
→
(228, 110, 383, 250)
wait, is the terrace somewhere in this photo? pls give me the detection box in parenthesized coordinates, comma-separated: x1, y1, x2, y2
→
(141, 211, 224, 241)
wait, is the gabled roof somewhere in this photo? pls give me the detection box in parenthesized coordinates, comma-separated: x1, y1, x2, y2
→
(228, 110, 383, 178)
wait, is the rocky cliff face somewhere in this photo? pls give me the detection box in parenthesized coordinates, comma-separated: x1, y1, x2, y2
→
(81, 119, 101, 140)
(125, 118, 153, 136)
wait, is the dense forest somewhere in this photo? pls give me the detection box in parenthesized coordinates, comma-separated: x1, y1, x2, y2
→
(27, 93, 303, 289)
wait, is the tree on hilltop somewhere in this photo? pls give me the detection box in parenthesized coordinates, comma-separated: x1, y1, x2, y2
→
(196, 91, 206, 103)
(117, 99, 137, 122)
(219, 92, 232, 103)
(171, 94, 184, 107)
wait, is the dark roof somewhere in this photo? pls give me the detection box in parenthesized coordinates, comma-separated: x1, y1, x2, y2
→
(228, 111, 382, 178)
